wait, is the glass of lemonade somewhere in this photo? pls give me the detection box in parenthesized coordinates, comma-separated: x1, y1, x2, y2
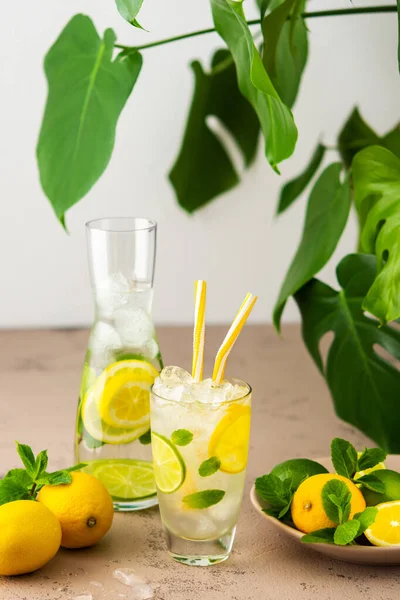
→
(75, 218, 163, 511)
(150, 367, 251, 565)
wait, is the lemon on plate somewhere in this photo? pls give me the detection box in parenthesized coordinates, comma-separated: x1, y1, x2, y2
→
(0, 500, 61, 576)
(365, 501, 400, 546)
(291, 473, 366, 534)
(96, 360, 158, 429)
(86, 458, 156, 500)
(38, 471, 114, 549)
(152, 432, 186, 494)
(208, 404, 251, 474)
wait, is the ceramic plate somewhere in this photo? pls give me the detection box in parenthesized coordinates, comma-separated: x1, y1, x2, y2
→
(250, 455, 400, 565)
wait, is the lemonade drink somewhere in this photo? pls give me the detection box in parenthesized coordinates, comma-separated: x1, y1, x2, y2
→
(75, 218, 162, 511)
(151, 367, 251, 565)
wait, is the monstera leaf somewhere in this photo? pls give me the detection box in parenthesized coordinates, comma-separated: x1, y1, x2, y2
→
(210, 0, 297, 172)
(37, 15, 142, 226)
(169, 49, 260, 213)
(353, 146, 400, 325)
(295, 254, 400, 452)
(273, 163, 351, 330)
(261, 0, 308, 108)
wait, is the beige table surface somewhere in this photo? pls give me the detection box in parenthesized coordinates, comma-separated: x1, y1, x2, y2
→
(0, 325, 399, 600)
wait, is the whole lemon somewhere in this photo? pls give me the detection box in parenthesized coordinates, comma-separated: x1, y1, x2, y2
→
(37, 472, 114, 549)
(291, 473, 366, 534)
(0, 500, 61, 576)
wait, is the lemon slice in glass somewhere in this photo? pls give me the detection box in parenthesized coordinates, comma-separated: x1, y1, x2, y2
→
(87, 459, 156, 500)
(208, 405, 251, 474)
(81, 387, 149, 445)
(365, 501, 400, 546)
(96, 360, 158, 429)
(152, 433, 186, 494)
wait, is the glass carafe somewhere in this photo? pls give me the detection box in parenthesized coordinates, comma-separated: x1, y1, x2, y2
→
(75, 218, 163, 511)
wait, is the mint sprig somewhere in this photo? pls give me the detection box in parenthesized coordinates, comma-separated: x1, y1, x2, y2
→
(321, 479, 351, 525)
(255, 474, 293, 519)
(199, 457, 221, 477)
(0, 442, 87, 506)
(303, 506, 378, 546)
(183, 489, 225, 509)
(330, 438, 387, 490)
(171, 429, 193, 446)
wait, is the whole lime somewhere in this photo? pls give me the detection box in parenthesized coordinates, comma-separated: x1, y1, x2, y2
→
(270, 458, 328, 491)
(361, 469, 400, 506)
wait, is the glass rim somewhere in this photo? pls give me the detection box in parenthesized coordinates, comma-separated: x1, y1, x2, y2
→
(150, 377, 252, 407)
(86, 217, 157, 233)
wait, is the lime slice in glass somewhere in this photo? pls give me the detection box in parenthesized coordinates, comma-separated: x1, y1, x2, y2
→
(151, 433, 186, 494)
(87, 459, 156, 500)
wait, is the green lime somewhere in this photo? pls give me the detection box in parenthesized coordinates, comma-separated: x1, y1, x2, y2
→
(81, 388, 148, 445)
(270, 458, 328, 491)
(361, 469, 400, 506)
(151, 432, 186, 494)
(86, 459, 156, 500)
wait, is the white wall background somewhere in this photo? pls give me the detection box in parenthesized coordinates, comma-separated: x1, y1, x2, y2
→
(0, 0, 398, 328)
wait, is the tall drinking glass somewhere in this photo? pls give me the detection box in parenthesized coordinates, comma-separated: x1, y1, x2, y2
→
(150, 375, 251, 565)
(75, 218, 163, 511)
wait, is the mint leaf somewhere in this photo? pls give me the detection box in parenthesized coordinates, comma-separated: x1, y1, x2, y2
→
(4, 468, 33, 488)
(199, 457, 221, 477)
(33, 450, 48, 479)
(171, 429, 193, 446)
(356, 474, 385, 493)
(301, 528, 336, 544)
(183, 489, 225, 509)
(64, 463, 87, 473)
(15, 442, 35, 475)
(354, 507, 378, 534)
(331, 438, 357, 478)
(47, 471, 72, 486)
(255, 474, 292, 509)
(357, 448, 387, 471)
(321, 479, 351, 525)
(0, 477, 32, 506)
(334, 520, 360, 545)
(139, 430, 151, 445)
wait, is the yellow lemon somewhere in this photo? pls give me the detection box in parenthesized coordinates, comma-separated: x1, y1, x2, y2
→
(38, 472, 114, 549)
(0, 500, 61, 576)
(291, 473, 366, 534)
(209, 404, 251, 474)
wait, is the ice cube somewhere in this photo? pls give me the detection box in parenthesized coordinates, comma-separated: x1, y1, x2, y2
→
(159, 366, 193, 386)
(90, 322, 122, 364)
(114, 307, 155, 347)
(191, 516, 218, 540)
(112, 569, 153, 600)
(96, 272, 131, 317)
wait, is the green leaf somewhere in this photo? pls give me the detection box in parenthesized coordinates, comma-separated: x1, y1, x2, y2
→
(139, 430, 152, 445)
(338, 108, 381, 169)
(0, 478, 32, 506)
(331, 438, 358, 479)
(321, 479, 351, 525)
(273, 163, 351, 331)
(294, 253, 400, 452)
(354, 507, 378, 534)
(277, 143, 326, 214)
(261, 0, 308, 108)
(169, 49, 259, 213)
(357, 448, 387, 471)
(4, 469, 33, 488)
(37, 15, 142, 226)
(171, 429, 193, 446)
(301, 528, 336, 544)
(397, 0, 400, 72)
(334, 520, 360, 546)
(33, 450, 48, 480)
(210, 0, 297, 171)
(182, 489, 225, 509)
(15, 442, 35, 476)
(255, 474, 292, 512)
(356, 474, 385, 493)
(353, 146, 400, 324)
(199, 457, 221, 477)
(46, 471, 73, 486)
(64, 463, 87, 473)
(115, 0, 145, 27)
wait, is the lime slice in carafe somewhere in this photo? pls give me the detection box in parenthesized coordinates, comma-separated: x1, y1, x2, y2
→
(86, 459, 156, 500)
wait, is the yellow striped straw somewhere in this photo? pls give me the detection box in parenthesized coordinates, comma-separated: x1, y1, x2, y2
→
(212, 293, 257, 385)
(192, 280, 207, 382)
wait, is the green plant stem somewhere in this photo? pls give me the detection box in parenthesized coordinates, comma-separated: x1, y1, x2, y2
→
(30, 482, 37, 497)
(114, 6, 397, 52)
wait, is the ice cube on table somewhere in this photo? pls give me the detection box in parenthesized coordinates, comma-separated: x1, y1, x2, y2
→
(114, 307, 155, 347)
(95, 272, 131, 317)
(112, 569, 153, 600)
